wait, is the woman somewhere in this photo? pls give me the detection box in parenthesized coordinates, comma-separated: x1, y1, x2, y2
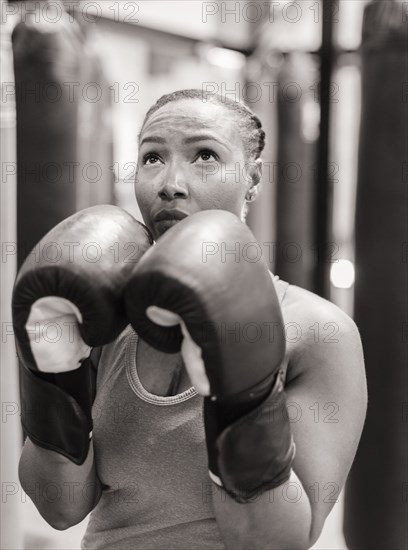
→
(18, 89, 367, 549)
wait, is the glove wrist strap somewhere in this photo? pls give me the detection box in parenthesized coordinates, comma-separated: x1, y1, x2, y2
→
(204, 369, 296, 503)
(19, 355, 97, 465)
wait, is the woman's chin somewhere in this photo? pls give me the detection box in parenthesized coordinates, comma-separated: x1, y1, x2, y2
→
(155, 219, 182, 237)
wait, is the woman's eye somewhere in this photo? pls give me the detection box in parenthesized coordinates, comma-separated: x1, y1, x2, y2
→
(143, 153, 161, 165)
(196, 150, 218, 162)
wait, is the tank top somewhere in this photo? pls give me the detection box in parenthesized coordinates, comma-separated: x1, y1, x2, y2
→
(81, 275, 290, 549)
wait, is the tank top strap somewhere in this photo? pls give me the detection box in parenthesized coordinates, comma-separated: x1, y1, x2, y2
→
(269, 272, 290, 305)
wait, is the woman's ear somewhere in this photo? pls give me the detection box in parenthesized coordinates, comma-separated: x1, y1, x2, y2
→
(245, 158, 263, 202)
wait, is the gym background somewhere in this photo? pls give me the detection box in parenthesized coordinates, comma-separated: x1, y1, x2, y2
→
(1, 0, 407, 548)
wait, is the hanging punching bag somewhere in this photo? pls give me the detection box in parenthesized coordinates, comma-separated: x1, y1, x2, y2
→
(275, 53, 318, 291)
(344, 1, 408, 548)
(12, 0, 82, 268)
(73, 12, 115, 211)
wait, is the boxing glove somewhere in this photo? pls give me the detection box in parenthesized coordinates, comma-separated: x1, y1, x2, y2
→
(12, 205, 153, 464)
(124, 210, 295, 501)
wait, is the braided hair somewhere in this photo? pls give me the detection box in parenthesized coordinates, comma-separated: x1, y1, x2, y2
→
(139, 89, 266, 162)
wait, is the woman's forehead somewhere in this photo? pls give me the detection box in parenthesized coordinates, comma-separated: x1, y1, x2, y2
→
(141, 99, 241, 142)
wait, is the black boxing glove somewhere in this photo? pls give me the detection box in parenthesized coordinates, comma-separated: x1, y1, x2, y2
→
(124, 210, 295, 502)
(12, 205, 153, 464)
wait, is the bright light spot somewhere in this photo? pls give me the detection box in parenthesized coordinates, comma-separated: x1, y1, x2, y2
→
(205, 47, 246, 71)
(301, 98, 320, 142)
(330, 259, 355, 289)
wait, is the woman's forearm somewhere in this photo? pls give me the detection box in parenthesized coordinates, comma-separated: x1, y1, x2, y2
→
(18, 438, 102, 530)
(212, 469, 313, 550)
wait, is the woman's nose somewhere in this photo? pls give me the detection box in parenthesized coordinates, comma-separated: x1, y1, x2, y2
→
(158, 165, 189, 200)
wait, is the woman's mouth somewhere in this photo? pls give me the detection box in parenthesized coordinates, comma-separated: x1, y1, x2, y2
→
(153, 209, 189, 236)
(153, 209, 189, 222)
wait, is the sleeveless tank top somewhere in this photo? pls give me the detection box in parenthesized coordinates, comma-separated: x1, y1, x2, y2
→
(81, 275, 290, 549)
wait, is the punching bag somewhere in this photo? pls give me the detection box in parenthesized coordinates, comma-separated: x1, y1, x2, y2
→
(275, 53, 317, 291)
(12, 0, 82, 268)
(74, 13, 115, 211)
(344, 1, 408, 548)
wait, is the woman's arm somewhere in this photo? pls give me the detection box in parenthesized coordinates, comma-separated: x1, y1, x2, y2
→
(212, 289, 367, 548)
(212, 469, 312, 549)
(18, 438, 102, 530)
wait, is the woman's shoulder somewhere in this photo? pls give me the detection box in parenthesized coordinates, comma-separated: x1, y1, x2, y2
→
(280, 283, 362, 384)
(281, 283, 355, 324)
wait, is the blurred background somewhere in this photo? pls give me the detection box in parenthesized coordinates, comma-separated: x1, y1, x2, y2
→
(1, 0, 407, 548)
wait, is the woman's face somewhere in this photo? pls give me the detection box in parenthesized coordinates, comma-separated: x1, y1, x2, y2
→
(135, 99, 254, 240)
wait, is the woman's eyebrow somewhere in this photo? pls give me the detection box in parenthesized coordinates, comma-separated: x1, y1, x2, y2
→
(139, 136, 166, 147)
